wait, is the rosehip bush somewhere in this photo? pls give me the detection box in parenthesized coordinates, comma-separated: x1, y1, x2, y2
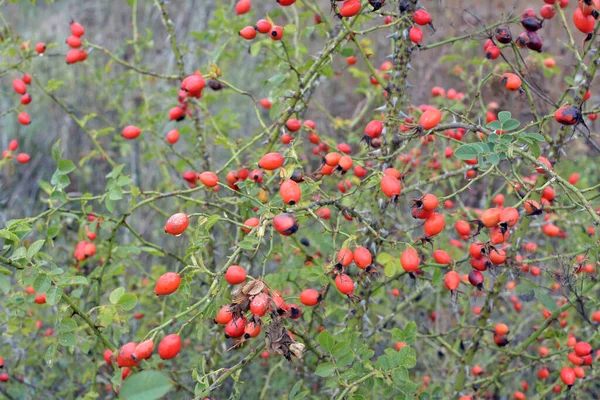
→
(1, 0, 600, 399)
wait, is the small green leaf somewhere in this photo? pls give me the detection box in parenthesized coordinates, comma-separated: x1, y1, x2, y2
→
(27, 240, 45, 258)
(487, 133, 499, 143)
(487, 153, 500, 166)
(498, 111, 511, 122)
(119, 370, 173, 400)
(314, 362, 335, 377)
(61, 318, 77, 332)
(0, 275, 9, 294)
(51, 139, 62, 163)
(340, 47, 354, 57)
(46, 286, 63, 305)
(284, 24, 297, 34)
(59, 332, 76, 347)
(529, 140, 541, 158)
(523, 132, 545, 142)
(454, 144, 481, 160)
(486, 120, 501, 130)
(57, 276, 89, 286)
(58, 159, 76, 174)
(502, 119, 520, 131)
(317, 330, 335, 351)
(118, 293, 138, 311)
(109, 287, 125, 304)
(537, 291, 558, 311)
(45, 343, 57, 367)
(33, 274, 52, 294)
(250, 41, 261, 56)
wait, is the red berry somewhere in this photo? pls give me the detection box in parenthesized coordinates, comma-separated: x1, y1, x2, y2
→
(166, 129, 180, 144)
(35, 42, 46, 54)
(258, 152, 284, 170)
(299, 289, 321, 306)
(13, 78, 27, 94)
(116, 342, 140, 367)
(413, 9, 432, 25)
(235, 0, 251, 14)
(225, 265, 247, 284)
(154, 272, 181, 296)
(225, 317, 246, 338)
(270, 26, 284, 40)
(71, 21, 85, 37)
(255, 19, 272, 34)
(239, 26, 257, 40)
(165, 213, 189, 236)
(122, 125, 141, 140)
(66, 35, 82, 48)
(16, 153, 31, 164)
(273, 213, 298, 236)
(335, 274, 354, 294)
(158, 334, 181, 360)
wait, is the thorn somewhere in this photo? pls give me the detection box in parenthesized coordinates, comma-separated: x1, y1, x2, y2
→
(386, 32, 400, 40)
(374, 104, 387, 111)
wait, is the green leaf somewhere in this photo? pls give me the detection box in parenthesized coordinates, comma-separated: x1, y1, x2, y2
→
(45, 343, 57, 367)
(529, 140, 541, 158)
(45, 79, 64, 93)
(118, 293, 138, 311)
(314, 362, 335, 377)
(57, 276, 89, 286)
(487, 133, 499, 143)
(284, 24, 297, 34)
(537, 291, 558, 311)
(268, 73, 287, 87)
(523, 132, 545, 142)
(46, 286, 63, 305)
(289, 380, 308, 400)
(0, 274, 9, 295)
(61, 318, 77, 332)
(502, 119, 520, 131)
(27, 240, 45, 258)
(34, 274, 52, 294)
(58, 159, 76, 175)
(106, 164, 125, 179)
(204, 215, 221, 231)
(487, 153, 500, 166)
(497, 111, 511, 122)
(250, 41, 261, 56)
(317, 330, 335, 351)
(454, 144, 481, 160)
(486, 120, 501, 130)
(403, 322, 417, 345)
(51, 139, 62, 163)
(59, 332, 76, 347)
(119, 370, 173, 400)
(10, 246, 27, 260)
(109, 287, 125, 304)
(341, 47, 354, 57)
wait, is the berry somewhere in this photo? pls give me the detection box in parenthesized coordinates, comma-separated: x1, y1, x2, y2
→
(225, 265, 247, 284)
(158, 334, 181, 360)
(165, 213, 189, 236)
(154, 272, 181, 295)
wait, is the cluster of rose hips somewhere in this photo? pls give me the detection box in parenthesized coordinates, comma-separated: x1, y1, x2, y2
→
(239, 18, 284, 41)
(170, 73, 206, 122)
(64, 21, 88, 64)
(235, 0, 284, 41)
(408, 9, 433, 45)
(103, 333, 182, 392)
(573, 0, 599, 36)
(4, 74, 33, 163)
(556, 338, 595, 390)
(1, 139, 29, 164)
